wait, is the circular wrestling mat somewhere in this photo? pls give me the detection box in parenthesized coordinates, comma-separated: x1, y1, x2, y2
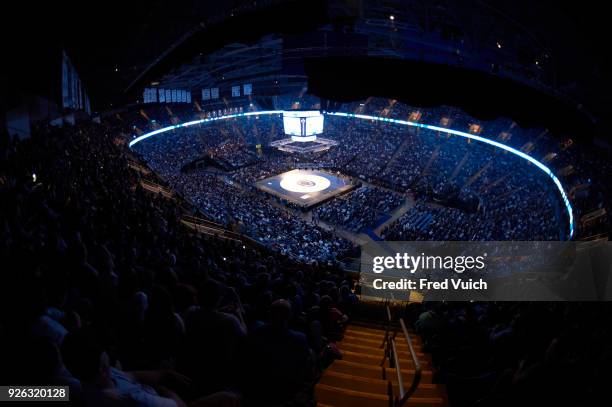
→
(280, 173, 331, 193)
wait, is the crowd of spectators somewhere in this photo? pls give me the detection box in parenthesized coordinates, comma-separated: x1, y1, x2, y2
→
(230, 149, 295, 185)
(405, 301, 612, 407)
(384, 174, 559, 241)
(382, 202, 483, 241)
(0, 121, 357, 406)
(314, 186, 404, 232)
(133, 103, 570, 241)
(1, 93, 610, 407)
(208, 141, 260, 170)
(166, 170, 354, 263)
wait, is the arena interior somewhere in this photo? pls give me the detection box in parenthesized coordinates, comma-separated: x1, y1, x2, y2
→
(1, 1, 612, 406)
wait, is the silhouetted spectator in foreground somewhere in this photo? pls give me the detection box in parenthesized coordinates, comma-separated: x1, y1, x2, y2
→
(62, 330, 239, 407)
(245, 299, 312, 406)
(181, 280, 245, 396)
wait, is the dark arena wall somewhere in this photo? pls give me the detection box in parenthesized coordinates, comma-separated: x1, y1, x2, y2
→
(307, 56, 595, 140)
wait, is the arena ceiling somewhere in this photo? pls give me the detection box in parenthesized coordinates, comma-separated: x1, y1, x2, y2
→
(3, 0, 612, 139)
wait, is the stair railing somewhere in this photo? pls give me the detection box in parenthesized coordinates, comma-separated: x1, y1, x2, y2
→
(380, 299, 392, 349)
(380, 304, 422, 407)
(396, 318, 422, 406)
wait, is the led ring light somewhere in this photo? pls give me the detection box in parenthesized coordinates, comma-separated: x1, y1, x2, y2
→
(128, 109, 574, 238)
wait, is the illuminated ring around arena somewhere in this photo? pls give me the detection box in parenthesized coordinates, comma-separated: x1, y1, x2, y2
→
(128, 109, 574, 238)
(280, 173, 331, 193)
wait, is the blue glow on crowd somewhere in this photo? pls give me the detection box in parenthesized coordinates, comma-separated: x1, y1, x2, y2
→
(129, 110, 574, 239)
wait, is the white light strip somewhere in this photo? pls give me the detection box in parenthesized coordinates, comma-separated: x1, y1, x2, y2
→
(326, 111, 574, 239)
(127, 109, 574, 238)
(128, 111, 284, 148)
(291, 135, 317, 142)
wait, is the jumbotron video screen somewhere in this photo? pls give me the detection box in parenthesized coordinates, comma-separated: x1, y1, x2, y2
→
(282, 110, 324, 141)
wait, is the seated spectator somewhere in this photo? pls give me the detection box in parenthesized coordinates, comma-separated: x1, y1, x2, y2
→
(143, 285, 185, 368)
(245, 299, 312, 406)
(181, 280, 246, 396)
(61, 329, 242, 407)
(314, 295, 348, 341)
(62, 330, 187, 407)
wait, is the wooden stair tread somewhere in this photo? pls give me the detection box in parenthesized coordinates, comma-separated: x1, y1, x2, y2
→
(338, 342, 386, 355)
(338, 342, 428, 360)
(327, 359, 384, 379)
(317, 324, 445, 406)
(344, 327, 420, 339)
(330, 359, 383, 371)
(344, 327, 420, 340)
(322, 370, 389, 385)
(341, 349, 384, 362)
(344, 324, 388, 333)
(316, 384, 388, 407)
(323, 370, 441, 389)
(349, 322, 416, 334)
(344, 329, 385, 338)
(340, 349, 430, 367)
(342, 331, 420, 341)
(385, 358, 430, 368)
(316, 383, 388, 398)
(327, 360, 434, 381)
(340, 334, 423, 350)
(321, 370, 443, 396)
(386, 367, 433, 380)
(316, 384, 444, 407)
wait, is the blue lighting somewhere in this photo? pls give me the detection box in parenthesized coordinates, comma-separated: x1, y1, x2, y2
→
(128, 109, 574, 239)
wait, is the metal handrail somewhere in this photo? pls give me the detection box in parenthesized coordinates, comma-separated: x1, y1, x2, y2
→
(379, 304, 423, 407)
(380, 301, 392, 349)
(391, 339, 404, 396)
(397, 318, 422, 406)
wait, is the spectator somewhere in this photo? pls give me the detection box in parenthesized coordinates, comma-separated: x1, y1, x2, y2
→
(245, 299, 312, 405)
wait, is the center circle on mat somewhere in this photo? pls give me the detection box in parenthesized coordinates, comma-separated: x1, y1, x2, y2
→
(297, 179, 316, 187)
(280, 173, 331, 193)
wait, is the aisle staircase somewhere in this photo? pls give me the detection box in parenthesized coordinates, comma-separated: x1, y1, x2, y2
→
(316, 310, 447, 407)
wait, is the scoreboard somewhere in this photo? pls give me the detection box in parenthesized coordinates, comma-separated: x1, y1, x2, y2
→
(282, 111, 324, 142)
